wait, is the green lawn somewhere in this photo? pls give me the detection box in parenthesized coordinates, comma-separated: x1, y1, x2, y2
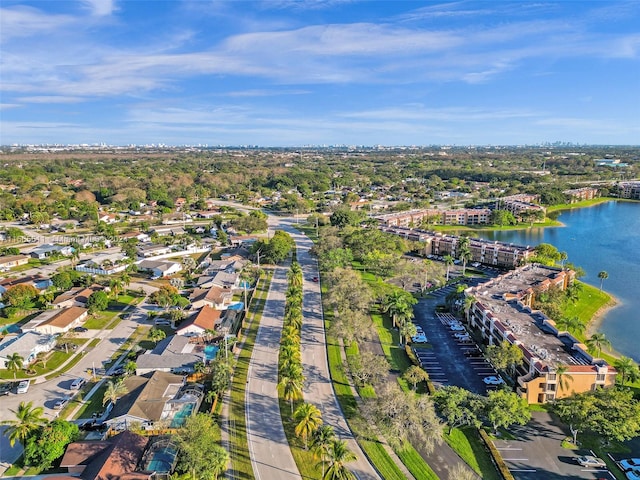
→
(83, 311, 117, 330)
(443, 428, 501, 480)
(73, 382, 109, 419)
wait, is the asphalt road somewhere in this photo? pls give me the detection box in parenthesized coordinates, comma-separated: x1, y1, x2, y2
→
(286, 221, 381, 480)
(245, 259, 301, 480)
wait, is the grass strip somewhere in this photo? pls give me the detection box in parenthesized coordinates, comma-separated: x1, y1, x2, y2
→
(444, 428, 501, 480)
(228, 270, 273, 480)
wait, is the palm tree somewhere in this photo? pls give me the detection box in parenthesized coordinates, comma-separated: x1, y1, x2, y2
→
(1, 401, 46, 446)
(294, 402, 323, 449)
(124, 360, 137, 376)
(555, 316, 585, 336)
(6, 353, 24, 379)
(382, 290, 416, 328)
(149, 327, 166, 345)
(120, 271, 131, 292)
(323, 439, 357, 480)
(288, 263, 303, 289)
(444, 255, 454, 281)
(614, 356, 640, 386)
(311, 425, 335, 478)
(103, 378, 128, 406)
(399, 322, 417, 346)
(585, 332, 611, 358)
(597, 271, 609, 291)
(458, 236, 472, 276)
(278, 365, 305, 415)
(554, 365, 574, 393)
(109, 277, 123, 299)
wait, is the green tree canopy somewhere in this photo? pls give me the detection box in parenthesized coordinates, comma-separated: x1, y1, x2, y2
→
(86, 290, 109, 313)
(175, 413, 229, 480)
(23, 419, 79, 468)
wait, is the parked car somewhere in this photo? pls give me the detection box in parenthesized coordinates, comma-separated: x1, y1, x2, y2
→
(312, 277, 319, 283)
(450, 325, 466, 332)
(80, 420, 106, 431)
(483, 376, 504, 385)
(411, 334, 428, 344)
(74, 326, 88, 332)
(626, 470, 640, 480)
(111, 367, 125, 376)
(54, 396, 71, 410)
(16, 380, 30, 394)
(70, 377, 86, 390)
(621, 459, 640, 471)
(0, 382, 12, 396)
(577, 455, 607, 468)
(415, 325, 424, 334)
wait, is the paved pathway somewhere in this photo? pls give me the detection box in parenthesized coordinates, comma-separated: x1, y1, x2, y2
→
(286, 222, 381, 480)
(245, 262, 301, 480)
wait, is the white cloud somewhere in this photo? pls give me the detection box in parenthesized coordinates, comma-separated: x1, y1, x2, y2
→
(17, 96, 86, 104)
(80, 0, 116, 17)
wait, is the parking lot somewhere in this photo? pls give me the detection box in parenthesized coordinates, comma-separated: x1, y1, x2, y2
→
(413, 278, 619, 480)
(413, 282, 498, 395)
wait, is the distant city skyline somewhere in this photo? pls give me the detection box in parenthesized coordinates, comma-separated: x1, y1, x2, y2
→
(1, 1, 639, 146)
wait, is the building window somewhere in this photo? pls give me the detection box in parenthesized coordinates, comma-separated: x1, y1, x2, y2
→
(548, 373, 557, 381)
(546, 393, 555, 401)
(546, 383, 556, 392)
(596, 374, 605, 382)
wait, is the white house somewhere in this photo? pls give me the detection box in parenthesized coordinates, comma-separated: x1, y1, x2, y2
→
(0, 332, 56, 368)
(137, 259, 182, 278)
(32, 307, 88, 335)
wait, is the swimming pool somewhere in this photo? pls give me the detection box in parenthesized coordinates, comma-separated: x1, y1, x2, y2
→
(228, 302, 244, 310)
(204, 344, 219, 362)
(169, 403, 195, 428)
(146, 445, 177, 473)
(0, 324, 19, 334)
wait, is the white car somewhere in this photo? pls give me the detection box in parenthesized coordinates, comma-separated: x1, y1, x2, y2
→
(483, 376, 504, 385)
(450, 325, 465, 332)
(412, 334, 428, 344)
(621, 459, 640, 471)
(626, 470, 640, 480)
(16, 380, 30, 394)
(576, 455, 607, 468)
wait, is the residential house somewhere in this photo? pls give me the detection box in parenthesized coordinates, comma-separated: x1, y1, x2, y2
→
(76, 252, 128, 275)
(98, 212, 118, 224)
(0, 331, 56, 368)
(136, 243, 172, 258)
(210, 271, 239, 289)
(150, 226, 187, 236)
(0, 275, 52, 294)
(136, 335, 205, 375)
(32, 307, 88, 335)
(0, 255, 29, 271)
(119, 231, 150, 243)
(175, 306, 223, 338)
(29, 243, 74, 259)
(189, 286, 233, 310)
(137, 259, 182, 278)
(60, 430, 150, 478)
(52, 285, 102, 309)
(103, 371, 202, 431)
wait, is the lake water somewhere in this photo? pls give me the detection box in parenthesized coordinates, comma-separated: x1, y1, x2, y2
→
(477, 201, 640, 362)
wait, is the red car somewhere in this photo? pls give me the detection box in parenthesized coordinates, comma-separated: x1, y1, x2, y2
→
(312, 277, 319, 282)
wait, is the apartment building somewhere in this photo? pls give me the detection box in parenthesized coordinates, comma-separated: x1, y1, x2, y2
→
(563, 187, 598, 202)
(465, 264, 616, 404)
(495, 194, 546, 217)
(376, 208, 490, 227)
(379, 226, 535, 269)
(619, 181, 640, 200)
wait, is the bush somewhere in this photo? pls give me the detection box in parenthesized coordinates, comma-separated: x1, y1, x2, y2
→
(478, 429, 515, 480)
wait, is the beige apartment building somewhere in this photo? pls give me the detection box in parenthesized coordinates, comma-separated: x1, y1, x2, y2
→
(563, 187, 598, 202)
(377, 208, 491, 227)
(465, 264, 616, 404)
(495, 194, 546, 218)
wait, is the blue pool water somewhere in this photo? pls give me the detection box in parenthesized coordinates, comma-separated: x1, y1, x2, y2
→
(0, 324, 19, 334)
(204, 344, 219, 361)
(228, 302, 244, 310)
(146, 446, 177, 472)
(170, 403, 195, 428)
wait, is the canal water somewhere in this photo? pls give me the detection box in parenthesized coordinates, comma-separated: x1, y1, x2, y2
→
(477, 201, 640, 362)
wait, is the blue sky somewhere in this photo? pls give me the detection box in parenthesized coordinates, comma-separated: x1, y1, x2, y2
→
(1, 0, 639, 146)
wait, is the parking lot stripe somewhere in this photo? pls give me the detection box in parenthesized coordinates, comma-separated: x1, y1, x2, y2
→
(503, 458, 528, 461)
(496, 447, 522, 450)
(509, 469, 536, 473)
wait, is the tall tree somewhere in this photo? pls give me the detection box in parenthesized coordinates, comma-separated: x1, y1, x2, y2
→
(311, 425, 335, 478)
(322, 439, 357, 480)
(457, 236, 472, 276)
(23, 419, 79, 468)
(1, 401, 47, 447)
(403, 365, 429, 391)
(486, 342, 523, 377)
(149, 327, 167, 345)
(555, 316, 585, 336)
(5, 352, 24, 379)
(585, 333, 611, 358)
(278, 364, 305, 415)
(485, 390, 531, 434)
(102, 378, 128, 406)
(613, 356, 640, 386)
(175, 413, 229, 480)
(433, 386, 484, 434)
(444, 255, 454, 281)
(294, 402, 323, 450)
(554, 365, 574, 394)
(597, 270, 609, 291)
